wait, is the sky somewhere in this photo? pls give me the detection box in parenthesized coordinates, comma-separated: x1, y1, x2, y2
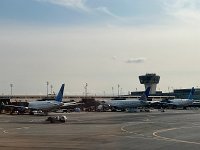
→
(1, 0, 200, 95)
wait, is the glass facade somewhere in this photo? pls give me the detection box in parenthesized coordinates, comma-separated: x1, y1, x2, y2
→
(139, 73, 160, 84)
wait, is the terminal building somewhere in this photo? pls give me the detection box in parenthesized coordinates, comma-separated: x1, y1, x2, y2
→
(131, 73, 200, 100)
(173, 88, 200, 100)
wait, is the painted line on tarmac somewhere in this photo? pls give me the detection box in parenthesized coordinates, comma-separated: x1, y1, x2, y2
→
(3, 130, 8, 134)
(16, 126, 30, 130)
(121, 115, 155, 132)
(153, 126, 200, 145)
(0, 127, 8, 134)
(1, 126, 31, 134)
(0, 127, 7, 134)
(29, 119, 45, 122)
(125, 135, 156, 140)
(121, 121, 154, 133)
(191, 122, 200, 126)
(146, 115, 156, 118)
(121, 121, 200, 145)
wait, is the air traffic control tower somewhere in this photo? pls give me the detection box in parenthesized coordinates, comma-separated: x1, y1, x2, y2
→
(139, 73, 160, 94)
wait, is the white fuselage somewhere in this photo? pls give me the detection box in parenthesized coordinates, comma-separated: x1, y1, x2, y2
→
(169, 99, 193, 107)
(28, 101, 63, 111)
(107, 99, 148, 109)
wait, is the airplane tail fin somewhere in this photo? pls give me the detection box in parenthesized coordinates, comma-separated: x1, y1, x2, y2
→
(188, 87, 195, 100)
(139, 87, 151, 101)
(55, 84, 65, 102)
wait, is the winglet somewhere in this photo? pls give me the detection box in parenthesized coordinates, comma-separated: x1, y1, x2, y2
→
(188, 87, 195, 100)
(55, 84, 65, 102)
(139, 87, 151, 101)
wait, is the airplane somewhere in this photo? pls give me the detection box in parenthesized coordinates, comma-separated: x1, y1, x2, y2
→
(161, 87, 195, 109)
(4, 84, 65, 115)
(104, 87, 151, 112)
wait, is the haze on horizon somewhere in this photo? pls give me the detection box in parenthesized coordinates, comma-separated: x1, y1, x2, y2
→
(0, 0, 200, 95)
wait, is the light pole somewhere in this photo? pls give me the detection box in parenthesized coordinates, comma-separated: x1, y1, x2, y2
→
(46, 81, 49, 97)
(10, 84, 13, 96)
(118, 84, 120, 97)
(84, 83, 88, 97)
(50, 85, 53, 95)
(112, 87, 114, 96)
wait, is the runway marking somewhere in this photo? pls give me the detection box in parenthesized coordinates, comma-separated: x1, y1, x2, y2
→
(121, 121, 154, 133)
(153, 126, 200, 145)
(191, 122, 200, 126)
(1, 126, 31, 134)
(146, 115, 156, 118)
(3, 130, 8, 134)
(23, 127, 30, 129)
(16, 127, 30, 130)
(125, 135, 155, 140)
(29, 119, 44, 122)
(121, 120, 200, 145)
(143, 118, 150, 122)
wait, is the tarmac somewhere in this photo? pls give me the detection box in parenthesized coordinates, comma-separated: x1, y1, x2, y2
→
(0, 109, 200, 150)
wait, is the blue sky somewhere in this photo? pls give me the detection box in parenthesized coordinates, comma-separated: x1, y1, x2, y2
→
(0, 0, 166, 26)
(1, 0, 200, 95)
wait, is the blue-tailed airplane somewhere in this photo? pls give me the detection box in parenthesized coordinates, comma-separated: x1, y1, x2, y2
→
(4, 84, 65, 115)
(162, 87, 195, 109)
(104, 87, 151, 111)
(28, 84, 65, 115)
